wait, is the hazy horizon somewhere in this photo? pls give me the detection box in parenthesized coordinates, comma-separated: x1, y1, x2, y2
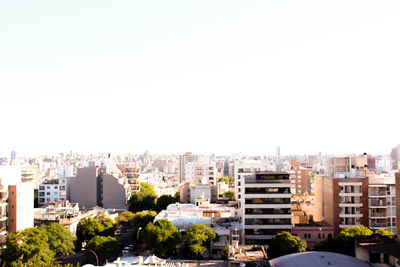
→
(1, 1, 399, 157)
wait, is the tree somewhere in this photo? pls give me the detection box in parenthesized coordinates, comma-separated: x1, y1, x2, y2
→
(142, 219, 182, 258)
(128, 182, 157, 212)
(314, 226, 373, 256)
(267, 231, 307, 259)
(1, 228, 55, 266)
(132, 210, 157, 230)
(40, 223, 76, 257)
(85, 236, 120, 265)
(95, 212, 117, 237)
(375, 228, 394, 238)
(155, 194, 179, 212)
(218, 177, 230, 185)
(186, 224, 217, 257)
(76, 214, 116, 249)
(116, 211, 135, 228)
(224, 191, 235, 199)
(76, 217, 104, 249)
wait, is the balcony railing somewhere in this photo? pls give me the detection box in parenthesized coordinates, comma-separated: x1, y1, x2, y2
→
(340, 190, 361, 194)
(370, 213, 387, 217)
(369, 192, 386, 196)
(340, 200, 361, 204)
(370, 222, 387, 227)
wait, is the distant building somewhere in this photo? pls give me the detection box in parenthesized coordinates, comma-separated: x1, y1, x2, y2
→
(69, 164, 129, 210)
(38, 177, 68, 206)
(179, 153, 199, 183)
(391, 145, 400, 170)
(284, 160, 312, 195)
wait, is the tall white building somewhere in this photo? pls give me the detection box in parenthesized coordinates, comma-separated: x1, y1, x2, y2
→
(233, 159, 263, 202)
(0, 165, 34, 237)
(241, 171, 292, 245)
(180, 154, 217, 185)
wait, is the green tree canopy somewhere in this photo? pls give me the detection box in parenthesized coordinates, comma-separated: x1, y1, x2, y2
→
(95, 212, 117, 236)
(186, 224, 217, 256)
(224, 191, 235, 199)
(267, 231, 307, 259)
(76, 214, 116, 249)
(39, 223, 76, 257)
(375, 228, 394, 238)
(142, 219, 182, 258)
(116, 211, 135, 227)
(85, 236, 120, 265)
(1, 228, 55, 266)
(218, 177, 230, 185)
(155, 194, 179, 212)
(314, 226, 375, 256)
(132, 210, 157, 230)
(128, 182, 157, 212)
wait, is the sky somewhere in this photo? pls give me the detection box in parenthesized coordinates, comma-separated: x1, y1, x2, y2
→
(1, 0, 400, 157)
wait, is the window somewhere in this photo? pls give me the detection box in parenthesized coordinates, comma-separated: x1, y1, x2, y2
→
(308, 234, 311, 239)
(304, 234, 307, 239)
(318, 233, 321, 238)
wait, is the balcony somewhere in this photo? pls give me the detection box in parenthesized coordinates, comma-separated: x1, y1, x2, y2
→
(370, 222, 387, 228)
(369, 192, 386, 197)
(339, 223, 362, 228)
(369, 213, 387, 218)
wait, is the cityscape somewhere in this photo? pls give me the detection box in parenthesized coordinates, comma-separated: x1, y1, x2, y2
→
(2, 1, 400, 267)
(0, 150, 400, 266)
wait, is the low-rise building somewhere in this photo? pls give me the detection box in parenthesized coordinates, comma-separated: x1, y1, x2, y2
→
(34, 200, 97, 235)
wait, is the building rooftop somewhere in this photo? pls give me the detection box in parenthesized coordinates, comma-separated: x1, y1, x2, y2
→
(269, 252, 372, 267)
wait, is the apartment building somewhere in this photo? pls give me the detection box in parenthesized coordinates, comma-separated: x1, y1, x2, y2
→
(38, 177, 68, 205)
(391, 145, 400, 170)
(0, 181, 7, 243)
(184, 160, 217, 185)
(117, 164, 140, 197)
(0, 165, 34, 238)
(368, 173, 399, 234)
(241, 171, 292, 245)
(284, 160, 312, 195)
(69, 164, 129, 210)
(314, 173, 369, 235)
(233, 160, 262, 202)
(179, 152, 199, 183)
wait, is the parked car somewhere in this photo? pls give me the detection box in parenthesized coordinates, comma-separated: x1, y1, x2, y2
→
(115, 230, 121, 236)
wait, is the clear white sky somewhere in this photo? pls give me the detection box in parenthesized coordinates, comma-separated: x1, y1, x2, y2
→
(1, 0, 399, 157)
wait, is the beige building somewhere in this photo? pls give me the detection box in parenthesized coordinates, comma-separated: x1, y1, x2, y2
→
(314, 174, 368, 235)
(69, 165, 129, 210)
(179, 183, 218, 203)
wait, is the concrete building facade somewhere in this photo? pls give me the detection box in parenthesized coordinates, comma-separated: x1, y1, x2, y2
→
(314, 174, 369, 235)
(38, 177, 68, 205)
(241, 171, 292, 245)
(69, 165, 129, 210)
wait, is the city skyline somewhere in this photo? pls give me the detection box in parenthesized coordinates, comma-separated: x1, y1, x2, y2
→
(1, 1, 400, 157)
